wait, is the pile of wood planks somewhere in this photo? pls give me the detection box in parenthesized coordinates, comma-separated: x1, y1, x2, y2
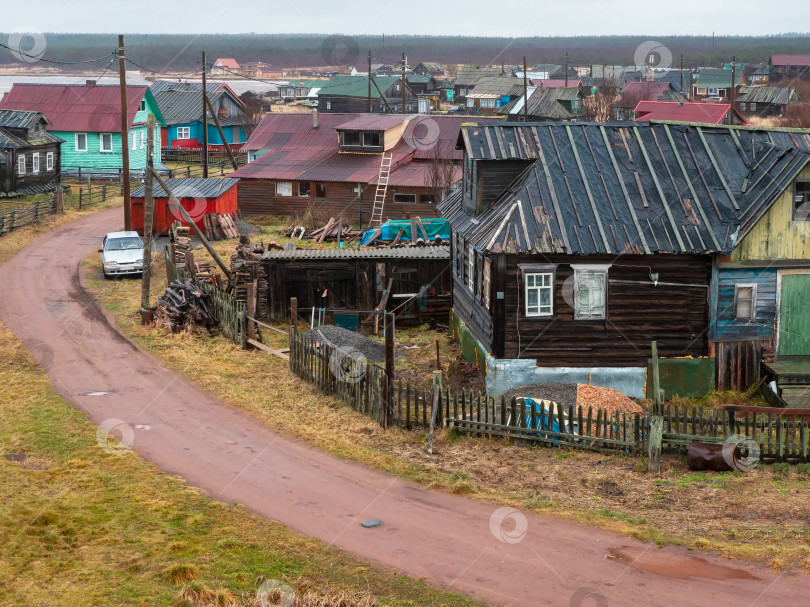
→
(155, 280, 217, 333)
(284, 216, 363, 243)
(203, 213, 240, 241)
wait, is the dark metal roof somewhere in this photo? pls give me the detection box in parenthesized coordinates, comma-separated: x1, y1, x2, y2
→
(149, 81, 245, 126)
(498, 87, 579, 120)
(131, 178, 239, 199)
(0, 109, 49, 130)
(442, 122, 810, 256)
(737, 86, 799, 106)
(262, 245, 450, 261)
(0, 180, 60, 198)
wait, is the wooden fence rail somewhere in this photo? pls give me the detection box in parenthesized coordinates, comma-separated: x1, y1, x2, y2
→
(161, 147, 248, 166)
(78, 184, 123, 208)
(0, 195, 58, 237)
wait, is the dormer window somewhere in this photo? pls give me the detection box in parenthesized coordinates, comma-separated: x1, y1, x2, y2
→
(342, 132, 361, 146)
(340, 130, 383, 151)
(363, 132, 380, 147)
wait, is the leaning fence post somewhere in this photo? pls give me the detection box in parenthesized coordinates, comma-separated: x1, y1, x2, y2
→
(650, 340, 663, 415)
(647, 415, 663, 473)
(427, 371, 443, 454)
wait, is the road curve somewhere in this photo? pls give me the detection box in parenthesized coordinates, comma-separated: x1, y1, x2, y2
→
(0, 207, 805, 607)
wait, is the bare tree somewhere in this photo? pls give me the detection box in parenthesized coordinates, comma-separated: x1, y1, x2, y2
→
(424, 143, 457, 203)
(240, 93, 265, 138)
(581, 78, 621, 122)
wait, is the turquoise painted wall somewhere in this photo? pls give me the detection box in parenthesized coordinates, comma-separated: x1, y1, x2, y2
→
(55, 94, 163, 170)
(167, 122, 245, 146)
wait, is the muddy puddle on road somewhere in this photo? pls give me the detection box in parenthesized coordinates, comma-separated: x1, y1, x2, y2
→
(607, 547, 760, 580)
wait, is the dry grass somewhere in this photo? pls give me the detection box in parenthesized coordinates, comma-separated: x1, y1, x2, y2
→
(0, 210, 485, 607)
(87, 237, 810, 573)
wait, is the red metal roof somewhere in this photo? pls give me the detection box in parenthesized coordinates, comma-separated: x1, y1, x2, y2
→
(235, 113, 502, 185)
(0, 83, 148, 133)
(770, 54, 810, 67)
(215, 58, 240, 69)
(336, 115, 411, 131)
(622, 81, 673, 100)
(633, 100, 746, 125)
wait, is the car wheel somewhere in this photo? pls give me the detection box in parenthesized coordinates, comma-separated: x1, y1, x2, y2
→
(103, 268, 111, 280)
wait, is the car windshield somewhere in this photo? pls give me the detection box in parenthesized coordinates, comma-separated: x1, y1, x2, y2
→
(105, 237, 142, 251)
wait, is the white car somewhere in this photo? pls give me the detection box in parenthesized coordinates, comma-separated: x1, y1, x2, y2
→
(99, 231, 144, 278)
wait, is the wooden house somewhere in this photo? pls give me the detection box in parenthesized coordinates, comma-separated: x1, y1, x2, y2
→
(614, 81, 688, 120)
(150, 81, 248, 149)
(691, 68, 741, 102)
(0, 110, 63, 197)
(241, 62, 273, 78)
(316, 76, 416, 113)
(413, 62, 444, 77)
(497, 86, 583, 121)
(438, 122, 810, 398)
(278, 79, 329, 101)
(0, 81, 165, 173)
(453, 66, 507, 103)
(130, 178, 239, 236)
(736, 87, 799, 118)
(768, 54, 810, 82)
(233, 113, 501, 223)
(211, 58, 240, 76)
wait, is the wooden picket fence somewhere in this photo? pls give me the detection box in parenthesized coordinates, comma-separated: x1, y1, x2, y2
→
(161, 147, 248, 167)
(0, 195, 58, 237)
(165, 246, 247, 347)
(78, 184, 123, 208)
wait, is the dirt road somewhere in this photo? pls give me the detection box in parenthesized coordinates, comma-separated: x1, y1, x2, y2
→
(1, 207, 806, 606)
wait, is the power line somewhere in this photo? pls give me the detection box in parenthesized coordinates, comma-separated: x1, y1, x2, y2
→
(0, 41, 115, 65)
(124, 57, 202, 78)
(203, 63, 286, 87)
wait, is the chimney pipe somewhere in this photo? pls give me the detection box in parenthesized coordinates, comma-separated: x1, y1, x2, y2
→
(312, 110, 318, 129)
(86, 79, 96, 86)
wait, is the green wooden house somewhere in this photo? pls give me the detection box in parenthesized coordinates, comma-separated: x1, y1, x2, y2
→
(0, 81, 165, 173)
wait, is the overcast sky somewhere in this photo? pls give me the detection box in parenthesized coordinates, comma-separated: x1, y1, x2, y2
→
(4, 0, 809, 36)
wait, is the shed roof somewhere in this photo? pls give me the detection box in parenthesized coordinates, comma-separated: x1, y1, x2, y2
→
(0, 83, 159, 132)
(262, 245, 449, 261)
(634, 101, 744, 124)
(443, 122, 810, 256)
(0, 109, 49, 130)
(131, 178, 239, 199)
(149, 81, 245, 125)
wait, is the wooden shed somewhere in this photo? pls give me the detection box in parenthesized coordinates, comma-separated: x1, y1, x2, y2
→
(131, 177, 239, 236)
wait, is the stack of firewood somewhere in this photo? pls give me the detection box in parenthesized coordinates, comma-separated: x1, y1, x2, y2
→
(229, 243, 269, 320)
(155, 280, 216, 333)
(203, 213, 240, 240)
(173, 226, 192, 266)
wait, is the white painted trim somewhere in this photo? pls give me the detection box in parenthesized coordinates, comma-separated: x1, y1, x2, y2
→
(75, 132, 88, 152)
(99, 133, 113, 153)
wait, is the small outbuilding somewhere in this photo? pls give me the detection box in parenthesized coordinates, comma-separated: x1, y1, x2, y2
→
(131, 177, 239, 236)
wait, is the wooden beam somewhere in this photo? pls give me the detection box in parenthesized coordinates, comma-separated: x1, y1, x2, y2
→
(246, 338, 290, 360)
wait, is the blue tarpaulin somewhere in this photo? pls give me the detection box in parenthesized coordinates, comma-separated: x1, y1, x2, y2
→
(359, 218, 449, 245)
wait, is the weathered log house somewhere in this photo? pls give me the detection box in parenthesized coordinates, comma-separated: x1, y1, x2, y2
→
(439, 122, 810, 397)
(0, 110, 63, 197)
(233, 113, 502, 223)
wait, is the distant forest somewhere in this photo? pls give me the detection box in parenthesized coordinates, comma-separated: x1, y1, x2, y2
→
(2, 33, 809, 73)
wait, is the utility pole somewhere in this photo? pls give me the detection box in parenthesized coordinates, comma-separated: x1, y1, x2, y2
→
(679, 55, 684, 94)
(118, 35, 131, 231)
(565, 52, 569, 87)
(401, 52, 406, 114)
(523, 55, 528, 122)
(730, 55, 737, 125)
(367, 50, 372, 113)
(202, 51, 209, 178)
(141, 114, 155, 314)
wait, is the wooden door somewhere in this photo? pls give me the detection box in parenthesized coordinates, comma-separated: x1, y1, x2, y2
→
(778, 273, 810, 356)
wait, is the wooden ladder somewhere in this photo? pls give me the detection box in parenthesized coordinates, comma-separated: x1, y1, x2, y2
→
(369, 152, 393, 228)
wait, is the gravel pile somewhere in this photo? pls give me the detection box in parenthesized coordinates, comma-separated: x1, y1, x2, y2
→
(235, 218, 262, 236)
(305, 325, 387, 362)
(498, 383, 577, 407)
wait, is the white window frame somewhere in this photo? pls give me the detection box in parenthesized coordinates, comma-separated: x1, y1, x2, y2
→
(467, 245, 475, 291)
(483, 259, 491, 310)
(572, 264, 610, 320)
(467, 97, 475, 108)
(75, 132, 88, 152)
(131, 132, 137, 150)
(139, 131, 145, 149)
(46, 152, 54, 171)
(17, 155, 25, 175)
(707, 87, 719, 96)
(176, 126, 191, 140)
(750, 103, 757, 112)
(32, 152, 40, 174)
(326, 101, 331, 110)
(100, 133, 113, 153)
(275, 182, 293, 197)
(525, 272, 554, 317)
(734, 283, 757, 322)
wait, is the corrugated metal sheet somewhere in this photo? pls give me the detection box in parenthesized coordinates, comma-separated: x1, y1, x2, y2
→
(336, 115, 410, 131)
(150, 81, 245, 125)
(498, 87, 578, 120)
(0, 109, 48, 130)
(0, 83, 148, 133)
(262, 245, 449, 260)
(442, 122, 810, 256)
(131, 178, 239, 199)
(738, 86, 798, 106)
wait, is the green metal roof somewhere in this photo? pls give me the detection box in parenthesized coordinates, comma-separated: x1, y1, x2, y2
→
(694, 68, 737, 89)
